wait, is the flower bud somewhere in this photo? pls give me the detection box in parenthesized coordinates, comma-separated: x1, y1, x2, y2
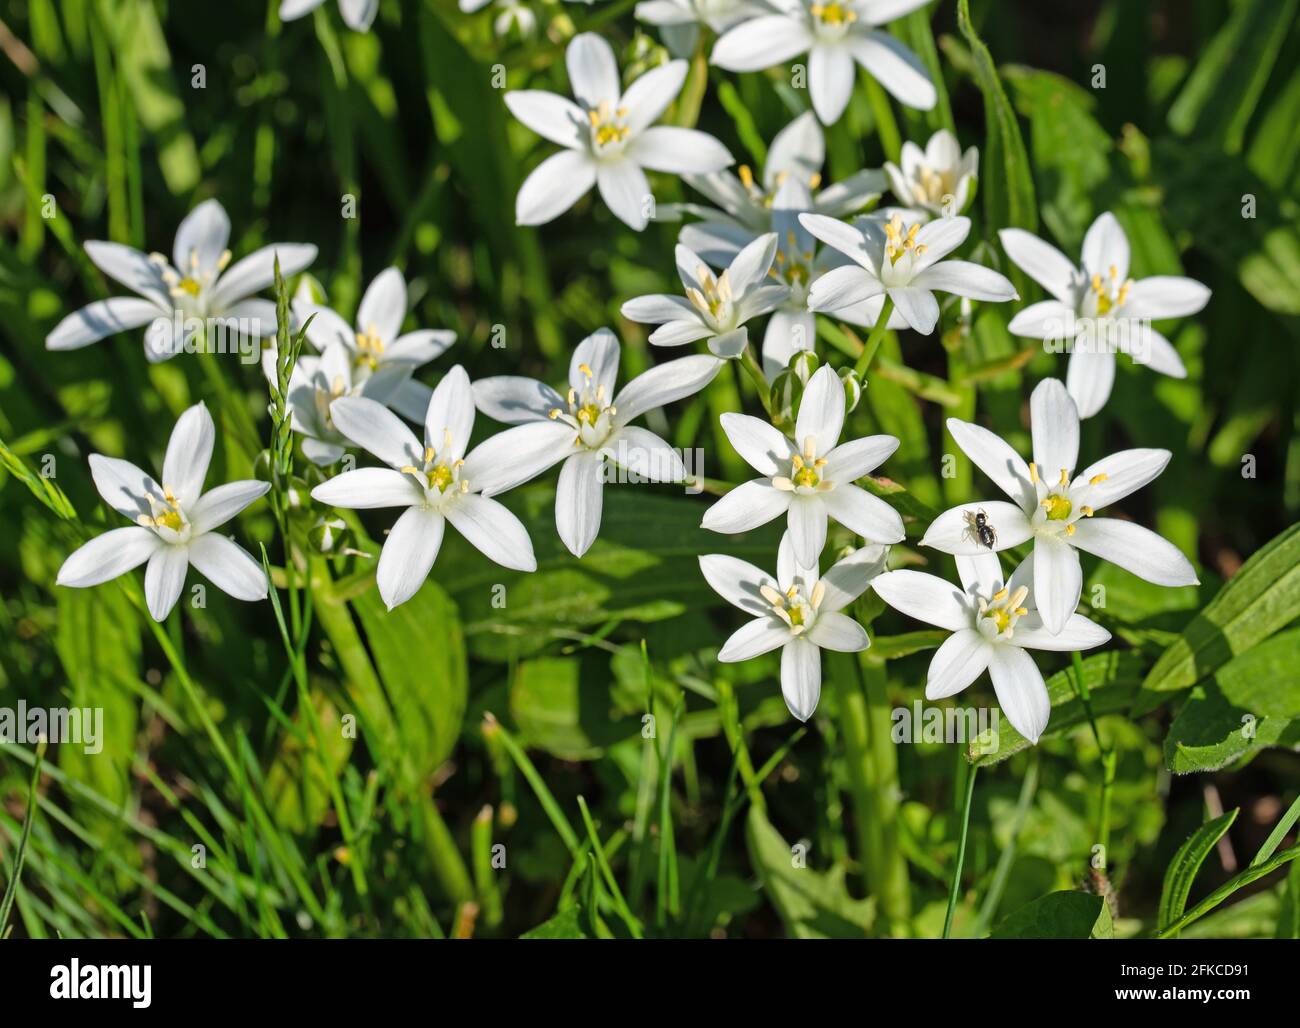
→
(840, 367, 864, 413)
(308, 515, 348, 554)
(789, 348, 820, 384)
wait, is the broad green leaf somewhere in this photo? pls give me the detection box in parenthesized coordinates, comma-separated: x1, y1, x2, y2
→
(970, 651, 1146, 766)
(1158, 809, 1238, 935)
(520, 905, 588, 939)
(956, 0, 1036, 234)
(353, 579, 468, 780)
(989, 890, 1112, 939)
(265, 690, 354, 834)
(509, 655, 639, 761)
(1167, 0, 1299, 155)
(745, 806, 874, 939)
(111, 0, 200, 193)
(1140, 522, 1300, 702)
(55, 588, 139, 829)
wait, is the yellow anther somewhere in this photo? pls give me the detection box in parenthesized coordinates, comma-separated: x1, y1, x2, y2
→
(1089, 473, 1108, 485)
(218, 249, 233, 271)
(1080, 506, 1094, 517)
(1015, 607, 1029, 617)
(1029, 462, 1039, 484)
(992, 587, 1008, 602)
(1059, 468, 1070, 486)
(548, 408, 561, 419)
(738, 165, 754, 189)
(1066, 523, 1076, 536)
(577, 363, 592, 378)
(808, 172, 822, 189)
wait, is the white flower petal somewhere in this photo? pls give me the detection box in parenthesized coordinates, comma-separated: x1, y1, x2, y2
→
(631, 126, 734, 175)
(728, 232, 779, 298)
(571, 328, 621, 396)
(821, 483, 905, 544)
(376, 507, 444, 610)
(809, 43, 855, 124)
(956, 551, 1003, 594)
(720, 617, 792, 662)
(997, 228, 1079, 304)
(473, 375, 565, 425)
(920, 501, 1033, 554)
(56, 527, 161, 588)
(388, 329, 456, 365)
(698, 554, 777, 617)
(597, 159, 654, 231)
(913, 260, 1017, 301)
(987, 645, 1049, 744)
(1007, 299, 1077, 340)
(807, 610, 868, 651)
(925, 629, 992, 699)
(567, 32, 621, 107)
(946, 418, 1035, 510)
(819, 543, 889, 611)
(788, 495, 829, 567)
(613, 353, 722, 424)
(144, 545, 189, 622)
(846, 31, 935, 110)
(424, 365, 475, 462)
(872, 569, 971, 632)
(806, 265, 883, 312)
(621, 293, 700, 324)
(1030, 377, 1079, 480)
(310, 468, 423, 510)
(710, 15, 812, 72)
(1011, 612, 1110, 652)
(1065, 348, 1116, 419)
(46, 297, 163, 351)
(1124, 276, 1210, 321)
(446, 494, 537, 571)
(516, 149, 598, 227)
(357, 267, 407, 344)
(1070, 517, 1199, 587)
(762, 309, 816, 380)
(1081, 211, 1129, 282)
(780, 637, 823, 721)
(606, 425, 687, 482)
(720, 412, 796, 476)
(795, 364, 845, 453)
(172, 199, 229, 278)
(1032, 536, 1082, 635)
(556, 450, 605, 557)
(211, 244, 316, 309)
(1071, 448, 1170, 512)
(465, 420, 575, 496)
(188, 534, 268, 601)
(822, 434, 898, 482)
(799, 213, 876, 271)
(338, 0, 379, 31)
(912, 215, 970, 268)
(888, 285, 940, 333)
(329, 396, 424, 469)
(621, 60, 688, 133)
(649, 320, 714, 347)
(83, 241, 170, 307)
(504, 90, 587, 149)
(702, 478, 791, 533)
(164, 403, 215, 507)
(766, 111, 824, 189)
(1132, 324, 1187, 378)
(189, 480, 271, 533)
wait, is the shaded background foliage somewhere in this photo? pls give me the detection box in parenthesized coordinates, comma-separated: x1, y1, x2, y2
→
(0, 0, 1297, 939)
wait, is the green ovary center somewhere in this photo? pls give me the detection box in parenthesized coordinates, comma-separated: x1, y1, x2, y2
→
(792, 463, 821, 489)
(1043, 493, 1073, 521)
(812, 1, 856, 26)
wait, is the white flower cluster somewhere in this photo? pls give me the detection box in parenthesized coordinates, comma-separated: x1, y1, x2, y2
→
(49, 9, 1209, 747)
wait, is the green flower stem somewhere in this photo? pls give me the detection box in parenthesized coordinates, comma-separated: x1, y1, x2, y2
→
(853, 297, 895, 377)
(943, 761, 978, 939)
(828, 649, 911, 934)
(308, 555, 474, 907)
(673, 42, 710, 129)
(0, 738, 44, 935)
(1072, 650, 1117, 859)
(738, 344, 775, 417)
(865, 78, 902, 164)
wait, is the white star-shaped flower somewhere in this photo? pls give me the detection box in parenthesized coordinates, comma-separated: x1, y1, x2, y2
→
(700, 531, 887, 720)
(873, 550, 1110, 743)
(1000, 212, 1211, 418)
(701, 363, 905, 567)
(472, 329, 724, 556)
(620, 233, 790, 359)
(57, 403, 271, 621)
(711, 0, 938, 124)
(312, 366, 538, 610)
(506, 33, 734, 231)
(920, 377, 1200, 635)
(47, 199, 316, 362)
(883, 128, 978, 220)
